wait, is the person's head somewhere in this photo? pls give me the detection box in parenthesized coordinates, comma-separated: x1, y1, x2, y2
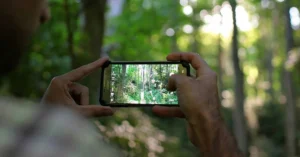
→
(0, 0, 51, 75)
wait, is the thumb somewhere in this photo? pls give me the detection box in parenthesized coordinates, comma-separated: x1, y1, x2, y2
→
(167, 74, 189, 91)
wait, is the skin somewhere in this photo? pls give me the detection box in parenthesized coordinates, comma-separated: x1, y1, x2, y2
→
(0, 0, 50, 74)
(0, 0, 242, 156)
(41, 57, 114, 117)
(0, 0, 114, 117)
(152, 52, 243, 156)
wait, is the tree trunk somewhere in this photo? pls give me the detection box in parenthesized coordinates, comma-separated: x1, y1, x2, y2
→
(64, 0, 75, 69)
(81, 0, 107, 58)
(229, 0, 248, 155)
(117, 64, 126, 102)
(170, 0, 179, 52)
(103, 65, 111, 103)
(141, 65, 145, 103)
(80, 0, 107, 103)
(217, 12, 224, 95)
(284, 0, 296, 156)
(191, 4, 200, 55)
(149, 65, 153, 90)
(266, 2, 280, 102)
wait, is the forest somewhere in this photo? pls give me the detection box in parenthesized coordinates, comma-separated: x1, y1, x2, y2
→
(0, 0, 300, 156)
(107, 64, 181, 105)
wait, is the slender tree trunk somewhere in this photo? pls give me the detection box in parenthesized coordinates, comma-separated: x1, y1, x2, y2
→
(171, 34, 178, 52)
(170, 0, 179, 52)
(116, 65, 126, 102)
(192, 31, 198, 53)
(191, 5, 199, 55)
(64, 0, 75, 68)
(266, 49, 274, 99)
(141, 65, 145, 103)
(149, 65, 153, 90)
(159, 64, 162, 81)
(105, 66, 112, 103)
(267, 2, 279, 101)
(262, 8, 275, 102)
(80, 0, 107, 103)
(217, 13, 224, 95)
(284, 0, 296, 156)
(120, 64, 126, 101)
(229, 0, 248, 155)
(81, 0, 107, 58)
(165, 65, 169, 82)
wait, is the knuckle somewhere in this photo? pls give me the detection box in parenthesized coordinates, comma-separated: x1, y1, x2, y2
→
(51, 76, 63, 85)
(191, 52, 201, 58)
(193, 52, 200, 56)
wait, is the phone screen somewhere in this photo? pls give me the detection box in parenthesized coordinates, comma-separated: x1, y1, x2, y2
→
(100, 61, 190, 106)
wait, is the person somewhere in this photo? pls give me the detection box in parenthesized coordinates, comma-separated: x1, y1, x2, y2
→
(0, 0, 243, 157)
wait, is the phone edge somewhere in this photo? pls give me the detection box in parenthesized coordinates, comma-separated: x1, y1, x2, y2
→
(99, 60, 190, 107)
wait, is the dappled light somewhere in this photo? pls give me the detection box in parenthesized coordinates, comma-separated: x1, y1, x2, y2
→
(290, 7, 300, 29)
(285, 48, 300, 70)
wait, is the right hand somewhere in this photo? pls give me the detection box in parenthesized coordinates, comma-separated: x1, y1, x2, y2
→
(41, 57, 114, 118)
(152, 52, 222, 148)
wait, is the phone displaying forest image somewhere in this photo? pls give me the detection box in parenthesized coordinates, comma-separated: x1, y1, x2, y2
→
(102, 63, 187, 105)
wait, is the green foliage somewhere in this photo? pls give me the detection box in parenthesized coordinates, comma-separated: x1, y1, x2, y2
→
(110, 64, 179, 104)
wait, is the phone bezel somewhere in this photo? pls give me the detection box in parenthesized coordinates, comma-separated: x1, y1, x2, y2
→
(99, 60, 190, 107)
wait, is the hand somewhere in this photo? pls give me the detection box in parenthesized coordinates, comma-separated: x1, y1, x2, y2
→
(41, 57, 114, 118)
(152, 52, 222, 148)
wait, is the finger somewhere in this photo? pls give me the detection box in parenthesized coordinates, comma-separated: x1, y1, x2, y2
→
(78, 106, 114, 117)
(167, 75, 177, 91)
(167, 74, 188, 91)
(69, 83, 89, 106)
(167, 52, 211, 77)
(62, 57, 109, 82)
(152, 106, 185, 118)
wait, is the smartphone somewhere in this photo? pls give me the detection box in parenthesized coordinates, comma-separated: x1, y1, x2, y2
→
(99, 61, 190, 107)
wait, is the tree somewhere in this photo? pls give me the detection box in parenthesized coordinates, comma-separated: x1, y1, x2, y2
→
(81, 0, 107, 58)
(229, 0, 248, 155)
(64, 0, 75, 68)
(80, 0, 107, 103)
(217, 6, 224, 95)
(283, 0, 296, 156)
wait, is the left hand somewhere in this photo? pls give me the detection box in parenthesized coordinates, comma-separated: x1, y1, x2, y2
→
(41, 57, 114, 118)
(152, 52, 222, 149)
